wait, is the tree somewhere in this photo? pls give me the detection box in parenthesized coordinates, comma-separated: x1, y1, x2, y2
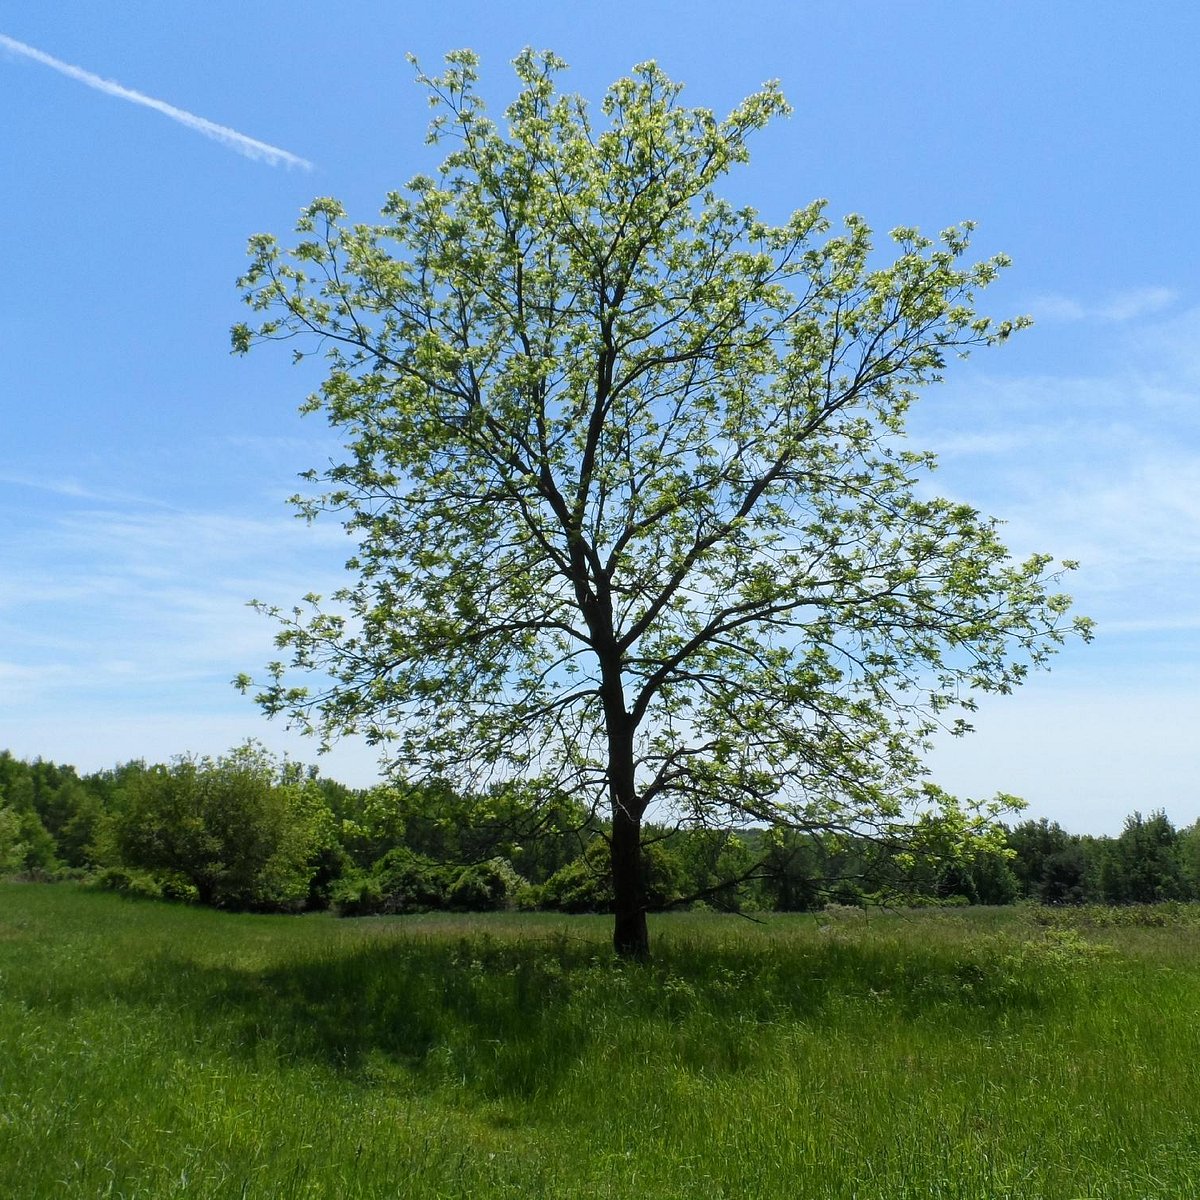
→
(0, 804, 26, 874)
(1178, 820, 1200, 900)
(1103, 810, 1183, 904)
(103, 745, 337, 910)
(0, 753, 60, 873)
(234, 51, 1090, 958)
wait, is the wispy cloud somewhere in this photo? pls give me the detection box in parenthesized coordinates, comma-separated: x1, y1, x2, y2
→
(0, 498, 379, 782)
(0, 502, 350, 674)
(907, 304, 1200, 648)
(1027, 286, 1177, 324)
(0, 469, 179, 508)
(0, 32, 313, 169)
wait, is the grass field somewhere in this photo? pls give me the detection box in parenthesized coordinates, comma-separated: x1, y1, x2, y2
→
(3, 884, 1200, 1198)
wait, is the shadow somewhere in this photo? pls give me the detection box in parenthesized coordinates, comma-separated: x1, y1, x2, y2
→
(108, 921, 1071, 1106)
(126, 931, 622, 1101)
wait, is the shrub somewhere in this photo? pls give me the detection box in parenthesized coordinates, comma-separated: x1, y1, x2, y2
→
(155, 870, 200, 904)
(368, 848, 451, 914)
(0, 805, 24, 874)
(335, 852, 528, 917)
(89, 867, 165, 901)
(539, 839, 683, 912)
(447, 858, 526, 911)
(331, 873, 385, 916)
(104, 744, 336, 911)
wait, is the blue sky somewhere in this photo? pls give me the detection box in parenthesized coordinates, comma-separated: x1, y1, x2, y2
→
(2, 2, 1198, 834)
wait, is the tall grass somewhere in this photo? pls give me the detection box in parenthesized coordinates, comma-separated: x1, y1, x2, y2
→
(3, 884, 1200, 1197)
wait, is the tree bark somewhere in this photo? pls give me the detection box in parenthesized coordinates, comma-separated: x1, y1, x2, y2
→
(591, 603, 648, 959)
(607, 708, 648, 959)
(611, 802, 648, 959)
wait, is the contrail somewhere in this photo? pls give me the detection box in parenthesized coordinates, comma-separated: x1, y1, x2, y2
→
(0, 32, 313, 169)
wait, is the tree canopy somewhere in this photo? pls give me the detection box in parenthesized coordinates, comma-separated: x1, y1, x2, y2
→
(234, 50, 1090, 957)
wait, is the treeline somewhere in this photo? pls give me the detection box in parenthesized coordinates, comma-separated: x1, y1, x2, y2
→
(1, 746, 1196, 913)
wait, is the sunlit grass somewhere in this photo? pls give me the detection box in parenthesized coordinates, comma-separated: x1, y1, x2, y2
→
(3, 884, 1200, 1197)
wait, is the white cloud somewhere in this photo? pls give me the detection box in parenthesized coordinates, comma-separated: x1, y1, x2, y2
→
(1097, 286, 1178, 322)
(0, 32, 312, 169)
(0, 487, 380, 784)
(0, 502, 352, 711)
(1026, 294, 1086, 322)
(5, 301, 1199, 826)
(925, 431, 1030, 457)
(1025, 285, 1177, 324)
(901, 303, 1200, 754)
(0, 470, 177, 508)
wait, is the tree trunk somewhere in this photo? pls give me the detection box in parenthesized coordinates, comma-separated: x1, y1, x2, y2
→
(593, 623, 648, 958)
(611, 803, 648, 959)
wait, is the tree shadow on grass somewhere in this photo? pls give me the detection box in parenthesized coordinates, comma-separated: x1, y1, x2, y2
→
(130, 931, 625, 1101)
(114, 923, 1077, 1106)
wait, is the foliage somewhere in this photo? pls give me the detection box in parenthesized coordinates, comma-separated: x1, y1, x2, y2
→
(1103, 809, 1184, 904)
(447, 856, 526, 911)
(328, 872, 385, 917)
(0, 752, 64, 872)
(10, 744, 1200, 918)
(1006, 817, 1088, 903)
(0, 805, 25, 874)
(1027, 899, 1200, 929)
(100, 744, 337, 910)
(233, 50, 1089, 955)
(332, 846, 455, 915)
(661, 827, 758, 910)
(1004, 813, 1188, 908)
(337, 848, 528, 916)
(538, 837, 684, 912)
(89, 865, 205, 903)
(946, 844, 1020, 905)
(89, 865, 170, 902)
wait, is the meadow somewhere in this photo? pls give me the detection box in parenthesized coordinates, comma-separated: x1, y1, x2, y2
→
(2, 884, 1200, 1198)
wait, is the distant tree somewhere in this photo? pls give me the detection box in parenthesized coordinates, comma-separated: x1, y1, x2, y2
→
(1007, 818, 1082, 902)
(663, 827, 758, 911)
(30, 772, 102, 868)
(1103, 810, 1183, 904)
(933, 847, 1019, 906)
(539, 837, 684, 914)
(103, 745, 337, 910)
(0, 753, 59, 872)
(754, 830, 827, 912)
(234, 51, 1089, 957)
(1178, 820, 1200, 900)
(0, 804, 25, 874)
(1039, 841, 1090, 905)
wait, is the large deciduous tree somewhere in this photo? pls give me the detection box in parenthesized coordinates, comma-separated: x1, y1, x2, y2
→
(234, 50, 1090, 958)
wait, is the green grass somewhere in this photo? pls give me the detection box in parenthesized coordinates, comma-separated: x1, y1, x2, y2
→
(4, 885, 1200, 1197)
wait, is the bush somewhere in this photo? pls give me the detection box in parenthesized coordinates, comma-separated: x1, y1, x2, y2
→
(89, 867, 165, 901)
(0, 804, 58, 875)
(103, 745, 337, 911)
(512, 881, 543, 911)
(539, 842, 611, 912)
(372, 848, 452, 913)
(0, 805, 25, 874)
(155, 870, 200, 904)
(539, 839, 684, 913)
(447, 858, 526, 911)
(335, 853, 528, 918)
(331, 873, 385, 916)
